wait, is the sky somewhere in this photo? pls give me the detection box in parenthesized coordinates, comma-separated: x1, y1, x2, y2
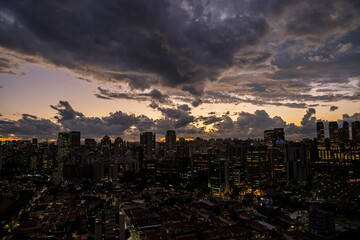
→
(0, 0, 360, 141)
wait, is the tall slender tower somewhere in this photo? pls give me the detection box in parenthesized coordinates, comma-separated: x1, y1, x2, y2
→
(140, 132, 156, 160)
(165, 130, 176, 160)
(69, 131, 80, 148)
(329, 122, 339, 148)
(316, 122, 325, 148)
(352, 121, 360, 143)
(57, 132, 70, 163)
(342, 122, 350, 141)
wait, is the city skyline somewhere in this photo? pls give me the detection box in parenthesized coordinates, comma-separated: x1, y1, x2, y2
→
(1, 0, 360, 141)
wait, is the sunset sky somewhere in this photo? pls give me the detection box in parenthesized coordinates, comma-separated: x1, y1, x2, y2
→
(1, 0, 360, 141)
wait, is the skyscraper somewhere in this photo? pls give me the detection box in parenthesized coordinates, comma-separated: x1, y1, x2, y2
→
(57, 132, 70, 162)
(69, 131, 80, 148)
(342, 122, 350, 141)
(274, 128, 285, 141)
(114, 137, 124, 156)
(85, 138, 97, 156)
(286, 143, 311, 185)
(165, 130, 176, 160)
(140, 132, 156, 161)
(264, 130, 275, 148)
(352, 121, 360, 143)
(209, 159, 230, 194)
(264, 128, 285, 148)
(329, 121, 339, 148)
(246, 145, 270, 189)
(316, 122, 325, 149)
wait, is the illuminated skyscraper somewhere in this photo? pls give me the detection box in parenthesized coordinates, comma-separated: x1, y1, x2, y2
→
(329, 121, 339, 148)
(264, 130, 275, 148)
(57, 132, 70, 162)
(246, 145, 270, 189)
(264, 128, 285, 148)
(316, 122, 325, 148)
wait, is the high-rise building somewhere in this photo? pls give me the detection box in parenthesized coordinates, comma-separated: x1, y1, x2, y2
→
(114, 137, 124, 156)
(57, 132, 70, 162)
(165, 130, 176, 160)
(246, 145, 270, 189)
(209, 159, 230, 194)
(286, 143, 311, 185)
(274, 128, 285, 141)
(140, 132, 156, 161)
(270, 142, 287, 184)
(308, 207, 335, 236)
(329, 122, 339, 148)
(352, 121, 360, 143)
(342, 121, 350, 142)
(101, 135, 111, 148)
(264, 128, 285, 148)
(316, 122, 325, 149)
(192, 154, 215, 179)
(264, 130, 275, 148)
(85, 138, 97, 154)
(69, 131, 81, 148)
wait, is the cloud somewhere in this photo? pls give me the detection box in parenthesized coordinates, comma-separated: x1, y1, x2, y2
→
(1, 101, 360, 141)
(1, 0, 359, 108)
(191, 98, 203, 107)
(76, 76, 92, 83)
(300, 108, 316, 126)
(50, 101, 84, 121)
(330, 106, 339, 112)
(0, 114, 60, 139)
(0, 0, 269, 97)
(95, 87, 172, 104)
(284, 1, 360, 41)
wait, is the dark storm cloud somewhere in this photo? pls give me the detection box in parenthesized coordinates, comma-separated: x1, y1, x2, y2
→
(146, 89, 171, 104)
(211, 108, 318, 140)
(50, 100, 156, 137)
(0, 0, 268, 96)
(50, 101, 84, 121)
(0, 114, 60, 139)
(285, 0, 360, 40)
(330, 106, 338, 112)
(96, 87, 171, 104)
(49, 100, 199, 138)
(191, 98, 203, 107)
(203, 90, 310, 109)
(0, 0, 359, 110)
(300, 108, 316, 126)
